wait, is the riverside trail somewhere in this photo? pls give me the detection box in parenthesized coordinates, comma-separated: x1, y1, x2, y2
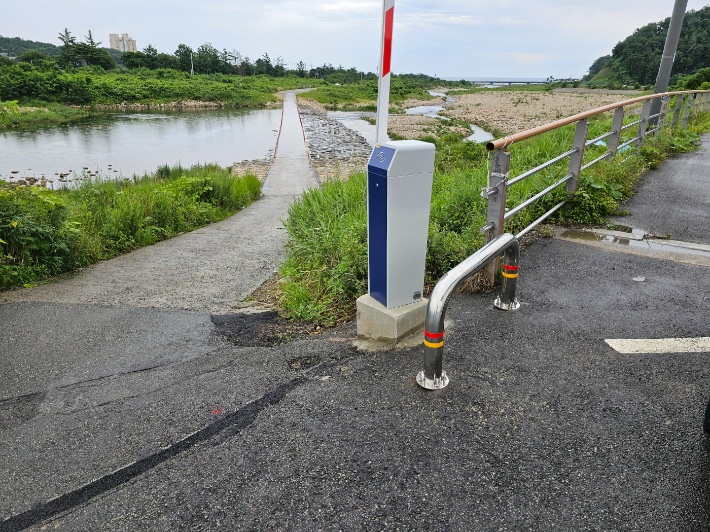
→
(0, 90, 318, 313)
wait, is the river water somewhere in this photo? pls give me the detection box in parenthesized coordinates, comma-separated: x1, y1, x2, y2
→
(2, 92, 493, 183)
(0, 108, 282, 181)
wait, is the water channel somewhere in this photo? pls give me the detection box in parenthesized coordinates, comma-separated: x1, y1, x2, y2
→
(0, 108, 282, 180)
(328, 90, 494, 146)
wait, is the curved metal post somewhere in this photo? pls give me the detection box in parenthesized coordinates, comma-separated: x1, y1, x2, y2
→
(417, 234, 520, 390)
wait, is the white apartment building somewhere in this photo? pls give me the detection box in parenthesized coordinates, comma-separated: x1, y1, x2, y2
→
(109, 33, 137, 53)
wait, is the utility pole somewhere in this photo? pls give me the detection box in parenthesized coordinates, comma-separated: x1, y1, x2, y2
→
(650, 0, 688, 124)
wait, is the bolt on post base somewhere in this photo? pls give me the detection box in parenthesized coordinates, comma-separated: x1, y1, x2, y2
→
(416, 370, 449, 390)
(494, 296, 520, 311)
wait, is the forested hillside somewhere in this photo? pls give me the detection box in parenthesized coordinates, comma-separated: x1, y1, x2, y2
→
(0, 36, 59, 57)
(585, 5, 710, 86)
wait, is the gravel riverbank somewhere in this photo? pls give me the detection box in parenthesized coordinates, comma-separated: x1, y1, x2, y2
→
(440, 90, 639, 134)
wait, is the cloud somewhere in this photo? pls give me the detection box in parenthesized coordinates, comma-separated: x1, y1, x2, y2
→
(498, 16, 527, 26)
(321, 1, 378, 10)
(508, 52, 552, 65)
(402, 13, 482, 28)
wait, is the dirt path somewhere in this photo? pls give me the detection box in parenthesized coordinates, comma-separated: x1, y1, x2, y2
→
(0, 91, 318, 314)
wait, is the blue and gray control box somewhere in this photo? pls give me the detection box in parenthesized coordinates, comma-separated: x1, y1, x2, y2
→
(367, 140, 435, 308)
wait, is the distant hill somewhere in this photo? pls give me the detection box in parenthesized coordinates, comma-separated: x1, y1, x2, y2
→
(585, 6, 710, 86)
(0, 35, 60, 57)
(0, 35, 123, 65)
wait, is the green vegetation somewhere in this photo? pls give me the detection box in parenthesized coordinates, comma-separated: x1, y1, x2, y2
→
(0, 35, 60, 57)
(299, 77, 437, 109)
(1, 101, 91, 128)
(0, 64, 318, 107)
(676, 67, 710, 90)
(585, 6, 710, 86)
(0, 164, 261, 290)
(278, 109, 710, 324)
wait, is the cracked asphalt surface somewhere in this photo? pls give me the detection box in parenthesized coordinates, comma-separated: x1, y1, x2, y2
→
(1, 126, 709, 531)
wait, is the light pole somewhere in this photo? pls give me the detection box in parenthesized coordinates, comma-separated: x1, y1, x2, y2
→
(649, 0, 688, 124)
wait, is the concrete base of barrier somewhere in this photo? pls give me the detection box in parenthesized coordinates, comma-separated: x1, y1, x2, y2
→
(356, 294, 428, 344)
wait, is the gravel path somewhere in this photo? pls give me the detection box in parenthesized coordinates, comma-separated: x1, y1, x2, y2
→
(0, 91, 318, 314)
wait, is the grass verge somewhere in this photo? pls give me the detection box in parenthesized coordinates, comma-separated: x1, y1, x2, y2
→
(1, 101, 93, 129)
(0, 163, 261, 290)
(278, 110, 710, 325)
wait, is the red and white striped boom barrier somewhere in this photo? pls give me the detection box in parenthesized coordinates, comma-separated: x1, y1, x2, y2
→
(376, 0, 395, 144)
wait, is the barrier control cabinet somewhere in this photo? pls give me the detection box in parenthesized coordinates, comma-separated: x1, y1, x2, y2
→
(367, 140, 435, 308)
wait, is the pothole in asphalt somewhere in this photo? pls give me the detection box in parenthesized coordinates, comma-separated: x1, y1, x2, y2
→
(211, 312, 323, 347)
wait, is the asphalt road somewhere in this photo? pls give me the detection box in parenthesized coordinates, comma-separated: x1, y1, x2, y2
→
(611, 133, 710, 245)
(1, 136, 709, 531)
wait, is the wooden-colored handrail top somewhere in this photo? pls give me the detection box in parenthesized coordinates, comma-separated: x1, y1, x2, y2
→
(485, 90, 710, 152)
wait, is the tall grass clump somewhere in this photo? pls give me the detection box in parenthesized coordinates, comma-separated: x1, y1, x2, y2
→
(279, 173, 368, 323)
(279, 108, 710, 324)
(0, 163, 261, 290)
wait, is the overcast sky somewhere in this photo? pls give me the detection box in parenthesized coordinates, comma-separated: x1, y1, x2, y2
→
(2, 1, 709, 78)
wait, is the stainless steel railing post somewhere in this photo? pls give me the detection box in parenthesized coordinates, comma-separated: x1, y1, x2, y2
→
(482, 148, 511, 284)
(658, 96, 670, 132)
(417, 234, 520, 390)
(672, 94, 684, 128)
(682, 94, 692, 128)
(636, 100, 652, 148)
(607, 108, 625, 160)
(566, 119, 589, 195)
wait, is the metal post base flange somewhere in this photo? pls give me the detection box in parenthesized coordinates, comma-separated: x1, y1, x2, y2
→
(416, 370, 449, 390)
(494, 296, 520, 311)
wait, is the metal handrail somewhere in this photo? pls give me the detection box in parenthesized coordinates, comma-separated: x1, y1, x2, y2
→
(478, 89, 710, 284)
(507, 148, 577, 187)
(417, 233, 520, 390)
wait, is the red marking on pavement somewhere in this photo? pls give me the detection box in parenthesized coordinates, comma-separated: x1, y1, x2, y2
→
(382, 7, 394, 77)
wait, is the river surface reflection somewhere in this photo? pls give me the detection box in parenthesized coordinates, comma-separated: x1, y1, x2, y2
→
(0, 108, 282, 180)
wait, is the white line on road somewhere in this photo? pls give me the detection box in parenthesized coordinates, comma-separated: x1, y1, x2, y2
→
(605, 337, 710, 354)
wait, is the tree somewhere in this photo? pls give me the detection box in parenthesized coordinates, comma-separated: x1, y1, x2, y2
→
(155, 53, 178, 70)
(121, 51, 146, 69)
(17, 50, 57, 72)
(142, 44, 158, 69)
(174, 44, 193, 73)
(194, 43, 220, 74)
(255, 53, 274, 76)
(296, 61, 307, 78)
(57, 28, 79, 68)
(84, 30, 100, 48)
(75, 43, 116, 70)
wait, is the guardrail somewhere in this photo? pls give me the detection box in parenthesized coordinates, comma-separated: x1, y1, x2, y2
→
(417, 233, 520, 390)
(481, 89, 710, 282)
